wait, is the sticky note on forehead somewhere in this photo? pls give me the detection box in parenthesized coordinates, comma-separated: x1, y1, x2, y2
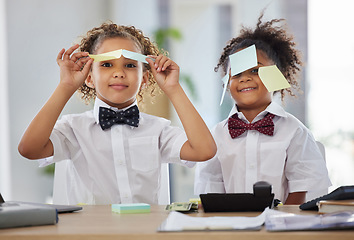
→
(229, 44, 257, 76)
(89, 49, 150, 63)
(258, 65, 290, 92)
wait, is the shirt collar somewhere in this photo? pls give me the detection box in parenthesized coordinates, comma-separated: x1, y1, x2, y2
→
(93, 97, 138, 124)
(224, 101, 287, 126)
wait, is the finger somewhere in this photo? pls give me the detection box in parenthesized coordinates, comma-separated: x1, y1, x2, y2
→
(81, 58, 93, 77)
(76, 56, 91, 68)
(161, 59, 174, 71)
(71, 52, 89, 63)
(153, 55, 165, 71)
(146, 58, 158, 77)
(156, 55, 169, 72)
(63, 44, 80, 60)
(56, 48, 65, 65)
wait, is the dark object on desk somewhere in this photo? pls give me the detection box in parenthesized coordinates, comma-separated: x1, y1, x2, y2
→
(0, 193, 82, 213)
(200, 181, 274, 212)
(0, 204, 58, 229)
(300, 185, 354, 211)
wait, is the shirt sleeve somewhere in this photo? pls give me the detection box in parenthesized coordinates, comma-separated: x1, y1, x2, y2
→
(159, 124, 194, 167)
(194, 155, 226, 195)
(49, 115, 79, 163)
(285, 126, 332, 193)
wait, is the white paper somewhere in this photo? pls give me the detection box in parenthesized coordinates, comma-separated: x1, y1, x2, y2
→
(158, 208, 268, 232)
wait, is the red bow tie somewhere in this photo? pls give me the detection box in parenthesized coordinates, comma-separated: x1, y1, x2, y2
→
(228, 113, 275, 138)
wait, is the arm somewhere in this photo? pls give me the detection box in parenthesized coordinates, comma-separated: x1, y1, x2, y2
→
(284, 192, 306, 205)
(18, 45, 93, 159)
(146, 56, 216, 161)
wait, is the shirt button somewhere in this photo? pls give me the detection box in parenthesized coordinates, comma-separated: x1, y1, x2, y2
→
(249, 164, 255, 169)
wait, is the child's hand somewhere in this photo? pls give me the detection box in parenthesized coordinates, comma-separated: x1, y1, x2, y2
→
(146, 55, 180, 94)
(56, 44, 93, 91)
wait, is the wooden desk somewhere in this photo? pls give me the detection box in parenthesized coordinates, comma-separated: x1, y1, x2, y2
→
(0, 205, 353, 240)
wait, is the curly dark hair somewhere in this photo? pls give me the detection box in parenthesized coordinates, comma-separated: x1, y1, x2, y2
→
(77, 21, 161, 104)
(215, 13, 302, 100)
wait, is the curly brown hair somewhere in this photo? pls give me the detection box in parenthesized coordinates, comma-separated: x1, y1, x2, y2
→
(77, 21, 161, 104)
(215, 13, 302, 100)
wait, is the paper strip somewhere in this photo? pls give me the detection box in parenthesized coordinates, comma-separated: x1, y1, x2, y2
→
(229, 44, 258, 76)
(219, 73, 229, 106)
(258, 65, 290, 92)
(89, 49, 153, 63)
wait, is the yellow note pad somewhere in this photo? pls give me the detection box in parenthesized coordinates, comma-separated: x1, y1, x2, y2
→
(258, 65, 290, 92)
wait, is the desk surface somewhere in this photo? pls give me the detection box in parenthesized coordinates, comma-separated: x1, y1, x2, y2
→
(0, 205, 353, 240)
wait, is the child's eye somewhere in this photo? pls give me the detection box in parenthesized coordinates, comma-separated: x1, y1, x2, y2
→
(251, 68, 259, 73)
(231, 73, 242, 79)
(126, 63, 137, 68)
(101, 62, 112, 67)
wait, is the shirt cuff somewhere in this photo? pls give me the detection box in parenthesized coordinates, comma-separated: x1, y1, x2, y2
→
(288, 177, 332, 193)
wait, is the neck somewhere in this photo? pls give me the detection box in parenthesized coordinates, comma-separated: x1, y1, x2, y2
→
(237, 104, 271, 122)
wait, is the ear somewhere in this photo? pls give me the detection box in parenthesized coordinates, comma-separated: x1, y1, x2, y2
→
(140, 70, 149, 89)
(85, 73, 95, 88)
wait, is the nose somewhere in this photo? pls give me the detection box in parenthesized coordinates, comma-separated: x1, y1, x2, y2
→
(113, 67, 125, 78)
(238, 72, 252, 83)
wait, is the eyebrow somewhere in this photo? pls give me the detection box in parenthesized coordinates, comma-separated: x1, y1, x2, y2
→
(257, 62, 265, 66)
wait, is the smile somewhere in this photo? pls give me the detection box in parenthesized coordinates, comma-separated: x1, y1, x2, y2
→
(110, 84, 128, 90)
(239, 87, 256, 92)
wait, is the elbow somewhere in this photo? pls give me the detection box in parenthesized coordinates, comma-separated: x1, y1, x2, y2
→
(199, 144, 217, 162)
(18, 141, 30, 159)
(18, 141, 36, 160)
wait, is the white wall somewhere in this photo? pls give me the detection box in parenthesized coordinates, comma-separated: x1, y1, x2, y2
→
(6, 0, 110, 202)
(0, 0, 11, 198)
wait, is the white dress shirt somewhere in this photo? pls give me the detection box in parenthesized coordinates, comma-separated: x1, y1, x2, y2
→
(194, 101, 331, 202)
(44, 98, 189, 205)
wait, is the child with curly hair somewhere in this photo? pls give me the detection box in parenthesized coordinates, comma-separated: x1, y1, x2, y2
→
(194, 14, 331, 204)
(18, 22, 216, 205)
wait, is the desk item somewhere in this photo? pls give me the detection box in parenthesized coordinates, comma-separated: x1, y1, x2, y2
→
(166, 202, 198, 213)
(158, 208, 267, 231)
(0, 193, 82, 213)
(200, 181, 274, 212)
(265, 208, 354, 231)
(300, 185, 354, 210)
(317, 199, 354, 214)
(111, 203, 150, 214)
(0, 204, 58, 229)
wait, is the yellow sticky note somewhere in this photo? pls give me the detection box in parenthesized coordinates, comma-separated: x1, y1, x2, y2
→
(258, 65, 290, 92)
(89, 49, 123, 62)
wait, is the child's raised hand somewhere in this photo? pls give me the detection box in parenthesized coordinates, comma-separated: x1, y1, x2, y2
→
(146, 55, 180, 94)
(56, 44, 93, 91)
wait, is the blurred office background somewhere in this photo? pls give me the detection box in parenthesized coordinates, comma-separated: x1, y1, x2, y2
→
(1, 0, 353, 203)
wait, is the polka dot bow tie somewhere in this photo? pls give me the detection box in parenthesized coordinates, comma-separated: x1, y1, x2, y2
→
(99, 106, 139, 130)
(228, 113, 275, 138)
